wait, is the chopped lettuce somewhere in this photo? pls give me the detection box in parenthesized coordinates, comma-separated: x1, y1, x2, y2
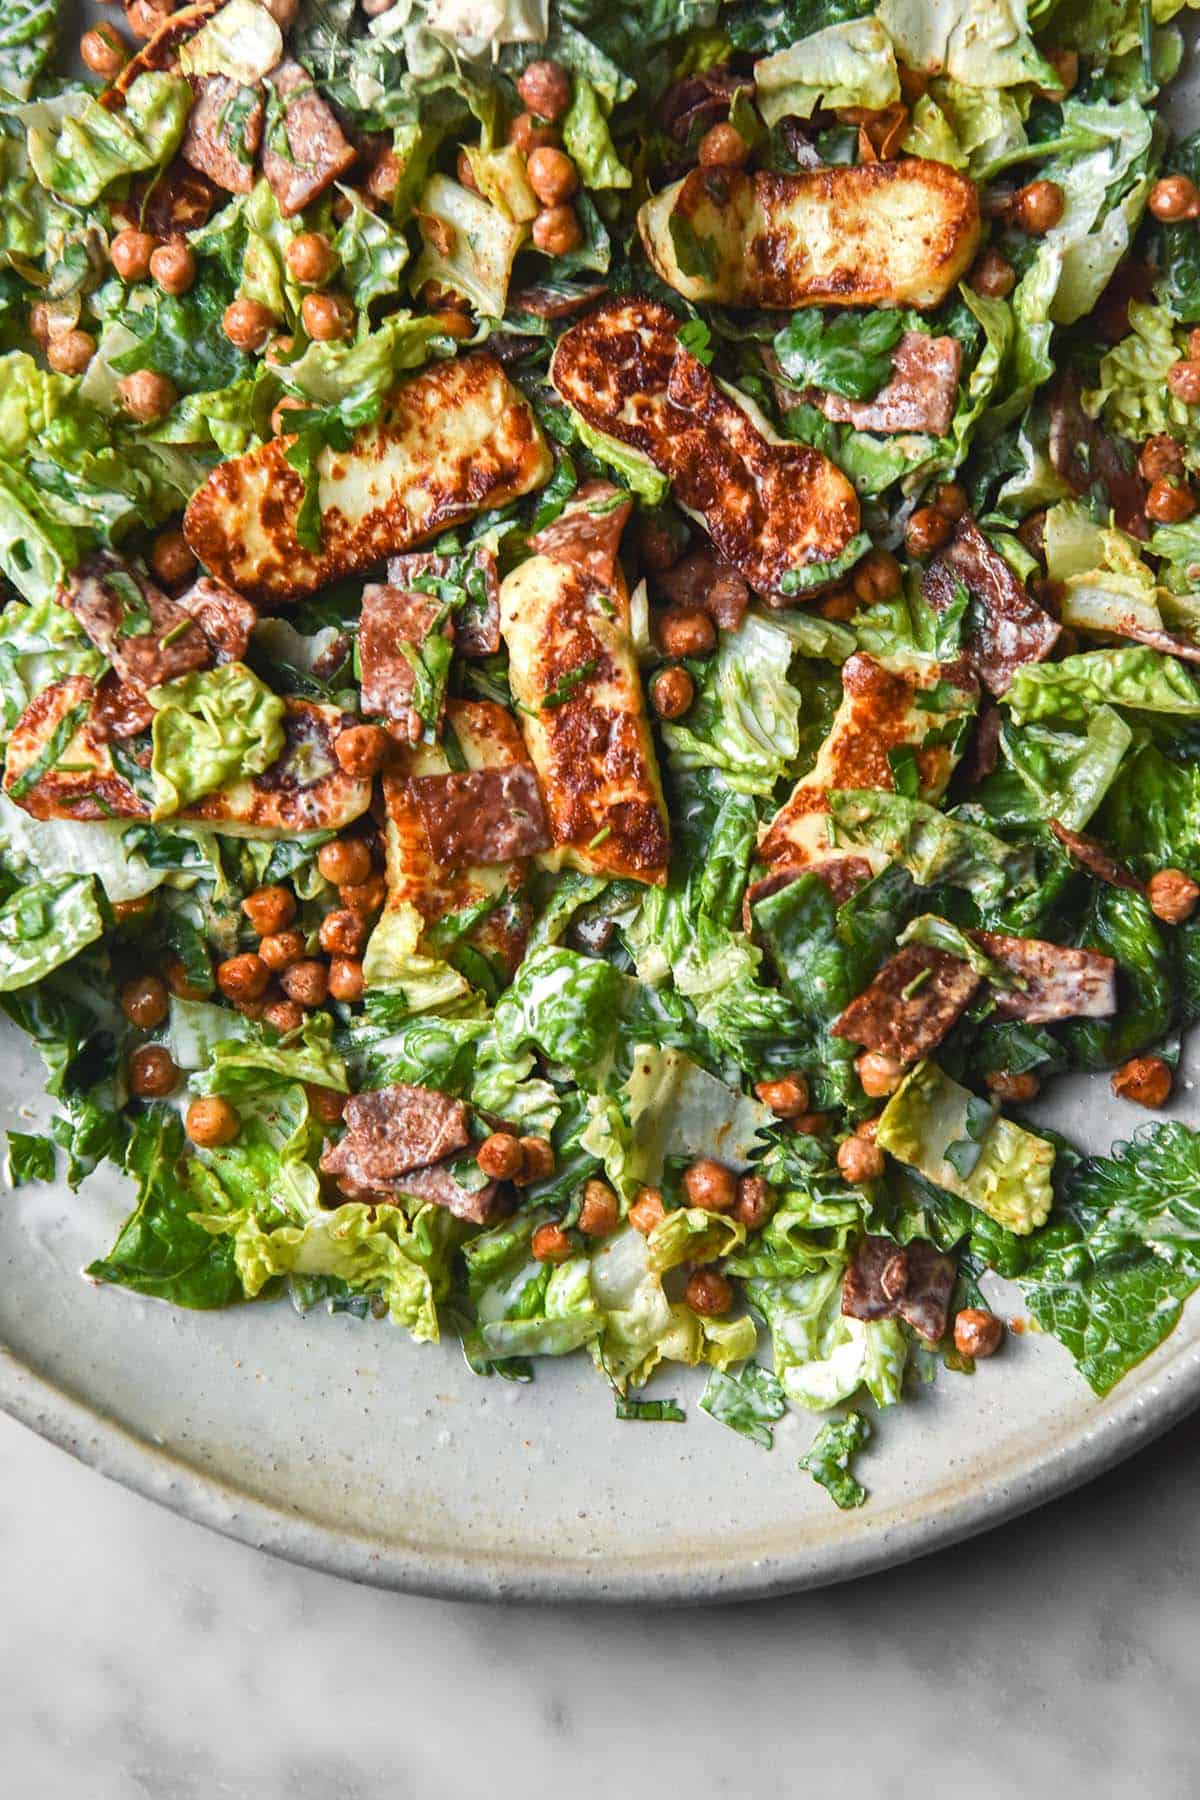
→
(0, 0, 55, 102)
(561, 77, 631, 189)
(412, 173, 526, 319)
(1001, 708, 1133, 832)
(0, 874, 102, 991)
(148, 662, 286, 819)
(753, 17, 899, 126)
(1007, 648, 1200, 725)
(799, 1410, 871, 1509)
(662, 611, 809, 797)
(699, 1361, 788, 1448)
(876, 0, 1056, 87)
(1083, 301, 1189, 441)
(21, 73, 193, 207)
(828, 790, 1034, 903)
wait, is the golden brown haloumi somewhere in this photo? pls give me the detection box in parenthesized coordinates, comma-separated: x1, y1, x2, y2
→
(499, 484, 670, 885)
(638, 162, 980, 311)
(183, 355, 553, 604)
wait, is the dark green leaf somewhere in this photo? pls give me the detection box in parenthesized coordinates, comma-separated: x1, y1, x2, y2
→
(700, 1361, 787, 1447)
(799, 1410, 871, 1508)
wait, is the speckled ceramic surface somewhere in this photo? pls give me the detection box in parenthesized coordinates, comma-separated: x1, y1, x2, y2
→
(4, 21, 1200, 1605)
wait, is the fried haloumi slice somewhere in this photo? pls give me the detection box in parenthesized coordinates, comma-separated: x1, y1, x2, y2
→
(499, 483, 670, 885)
(183, 355, 553, 604)
(3, 679, 370, 838)
(638, 162, 980, 310)
(380, 699, 536, 976)
(551, 299, 861, 600)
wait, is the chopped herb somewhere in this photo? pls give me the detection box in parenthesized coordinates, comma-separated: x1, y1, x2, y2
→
(668, 211, 719, 283)
(541, 657, 599, 710)
(945, 1094, 998, 1180)
(887, 743, 921, 799)
(159, 618, 194, 650)
(587, 825, 613, 849)
(901, 966, 933, 1001)
(8, 702, 90, 799)
(677, 318, 714, 365)
(773, 309, 904, 401)
(800, 1412, 871, 1509)
(615, 1396, 686, 1422)
(6, 1131, 55, 1186)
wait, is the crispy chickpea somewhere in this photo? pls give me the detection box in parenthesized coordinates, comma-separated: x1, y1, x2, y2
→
(319, 909, 366, 957)
(262, 0, 298, 25)
(241, 884, 296, 937)
(120, 973, 169, 1030)
(1012, 179, 1065, 234)
(508, 111, 560, 156)
(149, 239, 195, 297)
(905, 505, 954, 559)
(1139, 433, 1185, 483)
(629, 1186, 666, 1235)
(186, 1096, 240, 1147)
(1146, 478, 1197, 524)
(110, 227, 156, 283)
(223, 297, 275, 353)
(515, 1135, 556, 1186)
(263, 997, 305, 1033)
(852, 548, 902, 606)
(149, 527, 195, 587)
(117, 370, 176, 422)
(80, 23, 127, 78)
(477, 1131, 524, 1180)
(318, 837, 374, 887)
(968, 247, 1016, 299)
(526, 146, 579, 207)
(129, 1044, 180, 1098)
(264, 334, 296, 368)
(113, 894, 155, 924)
(433, 309, 474, 340)
(28, 301, 53, 347)
(339, 874, 387, 917)
(531, 204, 583, 257)
(1112, 1054, 1172, 1108)
(46, 330, 96, 375)
(517, 59, 571, 122)
(930, 481, 968, 522)
(819, 587, 858, 622)
(366, 149, 401, 206)
(301, 292, 354, 343)
(733, 1174, 774, 1231)
(837, 1134, 885, 1184)
(163, 954, 210, 1001)
(754, 1073, 810, 1118)
(855, 1050, 904, 1099)
(649, 666, 694, 720)
(684, 1269, 733, 1316)
(328, 956, 365, 1002)
(791, 1111, 829, 1137)
(638, 517, 682, 571)
(1149, 174, 1200, 222)
(578, 1178, 620, 1237)
(1036, 47, 1079, 97)
(258, 932, 306, 975)
(305, 1081, 345, 1124)
(126, 0, 170, 38)
(1148, 868, 1200, 923)
(698, 122, 749, 168)
(954, 1307, 1005, 1358)
(1167, 360, 1200, 405)
(657, 606, 717, 658)
(682, 1158, 737, 1213)
(216, 953, 271, 1003)
(531, 1222, 573, 1264)
(286, 231, 336, 287)
(280, 959, 329, 1009)
(333, 723, 390, 779)
(985, 1069, 1041, 1103)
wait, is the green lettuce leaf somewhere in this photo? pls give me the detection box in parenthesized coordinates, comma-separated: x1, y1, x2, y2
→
(1006, 647, 1200, 725)
(21, 72, 193, 206)
(799, 1410, 870, 1509)
(700, 1361, 788, 1448)
(0, 874, 102, 991)
(491, 945, 623, 1087)
(0, 0, 55, 101)
(5, 1127, 54, 1184)
(562, 76, 631, 188)
(753, 16, 899, 125)
(1083, 301, 1190, 441)
(828, 790, 1034, 903)
(1000, 707, 1133, 832)
(749, 1264, 908, 1409)
(876, 0, 1055, 87)
(148, 662, 286, 819)
(412, 173, 525, 318)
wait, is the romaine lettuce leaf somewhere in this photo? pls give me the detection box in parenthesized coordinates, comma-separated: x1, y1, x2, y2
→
(828, 790, 1035, 903)
(799, 1410, 870, 1508)
(700, 1361, 788, 1448)
(1083, 301, 1190, 441)
(21, 73, 192, 206)
(1006, 647, 1200, 724)
(876, 0, 1055, 87)
(1001, 707, 1132, 832)
(753, 17, 899, 126)
(148, 662, 286, 819)
(622, 1043, 773, 1183)
(5, 1127, 55, 1184)
(413, 173, 526, 318)
(662, 611, 809, 797)
(589, 1221, 757, 1391)
(749, 1263, 907, 1409)
(562, 76, 631, 188)
(0, 874, 102, 991)
(0, 0, 55, 102)
(491, 944, 623, 1086)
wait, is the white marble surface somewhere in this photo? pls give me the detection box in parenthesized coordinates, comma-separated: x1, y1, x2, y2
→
(3, 1410, 1199, 1797)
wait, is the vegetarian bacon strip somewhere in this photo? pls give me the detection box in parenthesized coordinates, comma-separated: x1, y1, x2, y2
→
(923, 517, 1060, 697)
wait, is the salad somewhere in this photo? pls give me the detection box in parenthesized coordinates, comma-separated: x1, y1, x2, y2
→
(4, 0, 1200, 1511)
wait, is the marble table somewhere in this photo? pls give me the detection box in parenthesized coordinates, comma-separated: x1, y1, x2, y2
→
(3, 1407, 1197, 1797)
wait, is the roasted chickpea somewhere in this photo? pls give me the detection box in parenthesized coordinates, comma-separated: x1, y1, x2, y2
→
(148, 527, 195, 587)
(286, 231, 336, 287)
(629, 1186, 665, 1234)
(819, 587, 858, 622)
(1111, 1054, 1172, 1108)
(638, 517, 683, 571)
(301, 292, 354, 343)
(477, 1131, 524, 1180)
(339, 875, 387, 917)
(657, 606, 717, 658)
(1139, 433, 1186, 483)
(698, 122, 749, 168)
(305, 1082, 345, 1124)
(682, 1158, 737, 1213)
(1189, 328, 1200, 360)
(263, 997, 305, 1034)
(905, 505, 954, 559)
(120, 973, 170, 1030)
(1167, 360, 1200, 405)
(517, 59, 571, 122)
(280, 959, 330, 1009)
(531, 1222, 573, 1264)
(733, 1175, 774, 1231)
(753, 1074, 810, 1118)
(46, 330, 96, 375)
(366, 149, 401, 206)
(985, 1070, 1041, 1103)
(262, 0, 298, 25)
(264, 334, 296, 368)
(328, 956, 365, 1002)
(117, 370, 176, 422)
(319, 909, 366, 957)
(1149, 174, 1200, 222)
(27, 301, 53, 347)
(333, 723, 390, 779)
(854, 1050, 903, 1099)
(515, 1136, 556, 1187)
(649, 666, 695, 720)
(968, 247, 1017, 299)
(432, 308, 474, 340)
(163, 954, 210, 1001)
(149, 238, 195, 296)
(258, 929, 306, 972)
(930, 481, 968, 522)
(223, 297, 275, 353)
(837, 1134, 885, 1183)
(185, 1096, 241, 1147)
(110, 227, 156, 283)
(113, 894, 155, 924)
(318, 837, 374, 887)
(1148, 867, 1200, 923)
(240, 885, 296, 937)
(852, 547, 902, 606)
(128, 1044, 180, 1098)
(1035, 47, 1079, 97)
(216, 952, 271, 1003)
(954, 1307, 1005, 1358)
(526, 146, 579, 207)
(578, 1179, 620, 1237)
(684, 1269, 733, 1316)
(531, 205, 582, 257)
(1146, 478, 1197, 524)
(1012, 179, 1065, 234)
(125, 0, 171, 38)
(508, 111, 560, 156)
(80, 22, 127, 78)
(791, 1112, 829, 1137)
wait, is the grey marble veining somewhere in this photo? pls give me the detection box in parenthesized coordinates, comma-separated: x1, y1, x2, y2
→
(3, 1410, 1199, 1799)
